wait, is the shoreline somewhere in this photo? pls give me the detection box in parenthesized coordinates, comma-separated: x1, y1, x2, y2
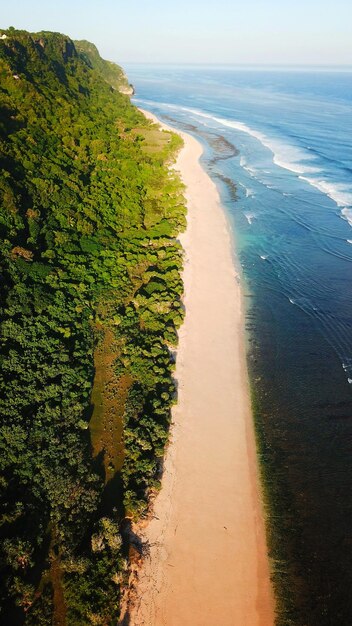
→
(127, 109, 274, 625)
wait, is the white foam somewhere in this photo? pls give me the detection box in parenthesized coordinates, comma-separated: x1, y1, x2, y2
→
(172, 105, 318, 174)
(136, 100, 352, 217)
(239, 157, 258, 176)
(341, 208, 352, 227)
(200, 113, 319, 175)
(238, 181, 256, 199)
(244, 212, 256, 225)
(138, 101, 319, 177)
(342, 361, 352, 375)
(260, 255, 267, 260)
(299, 178, 352, 210)
(186, 107, 352, 214)
(242, 163, 258, 175)
(182, 106, 215, 121)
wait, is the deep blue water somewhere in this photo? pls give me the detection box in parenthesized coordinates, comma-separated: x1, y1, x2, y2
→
(126, 65, 352, 624)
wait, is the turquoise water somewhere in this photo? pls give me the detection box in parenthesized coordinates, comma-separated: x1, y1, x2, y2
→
(126, 65, 352, 624)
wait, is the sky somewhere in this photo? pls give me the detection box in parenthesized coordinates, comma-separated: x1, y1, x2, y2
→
(1, 0, 351, 66)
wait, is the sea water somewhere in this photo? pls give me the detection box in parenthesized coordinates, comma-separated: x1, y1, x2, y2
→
(126, 64, 352, 625)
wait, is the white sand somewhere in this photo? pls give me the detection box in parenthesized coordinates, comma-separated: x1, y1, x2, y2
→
(127, 110, 274, 626)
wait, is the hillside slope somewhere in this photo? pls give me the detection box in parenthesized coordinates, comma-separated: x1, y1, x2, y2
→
(0, 27, 184, 625)
(74, 39, 134, 94)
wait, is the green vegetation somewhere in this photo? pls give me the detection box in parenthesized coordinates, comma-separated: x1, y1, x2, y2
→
(73, 40, 133, 94)
(0, 27, 185, 624)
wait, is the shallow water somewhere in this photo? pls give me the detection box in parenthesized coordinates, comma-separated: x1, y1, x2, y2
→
(126, 65, 352, 624)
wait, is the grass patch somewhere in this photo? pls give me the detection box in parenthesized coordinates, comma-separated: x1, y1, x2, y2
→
(133, 127, 173, 155)
(90, 327, 133, 483)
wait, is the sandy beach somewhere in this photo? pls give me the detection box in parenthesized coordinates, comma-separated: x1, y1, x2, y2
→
(128, 110, 274, 626)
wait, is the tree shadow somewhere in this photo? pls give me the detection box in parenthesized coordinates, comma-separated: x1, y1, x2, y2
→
(120, 519, 145, 558)
(119, 611, 131, 625)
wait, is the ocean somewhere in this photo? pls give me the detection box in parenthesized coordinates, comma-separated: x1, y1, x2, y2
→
(126, 64, 352, 625)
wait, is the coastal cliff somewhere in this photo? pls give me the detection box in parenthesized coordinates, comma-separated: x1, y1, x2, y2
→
(73, 39, 134, 95)
(0, 27, 184, 624)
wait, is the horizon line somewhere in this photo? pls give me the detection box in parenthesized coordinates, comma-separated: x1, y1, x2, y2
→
(121, 61, 352, 69)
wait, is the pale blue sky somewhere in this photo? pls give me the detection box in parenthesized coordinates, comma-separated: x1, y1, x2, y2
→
(1, 0, 351, 66)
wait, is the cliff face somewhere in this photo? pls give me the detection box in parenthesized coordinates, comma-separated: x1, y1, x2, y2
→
(0, 27, 184, 625)
(118, 82, 135, 96)
(74, 39, 134, 94)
